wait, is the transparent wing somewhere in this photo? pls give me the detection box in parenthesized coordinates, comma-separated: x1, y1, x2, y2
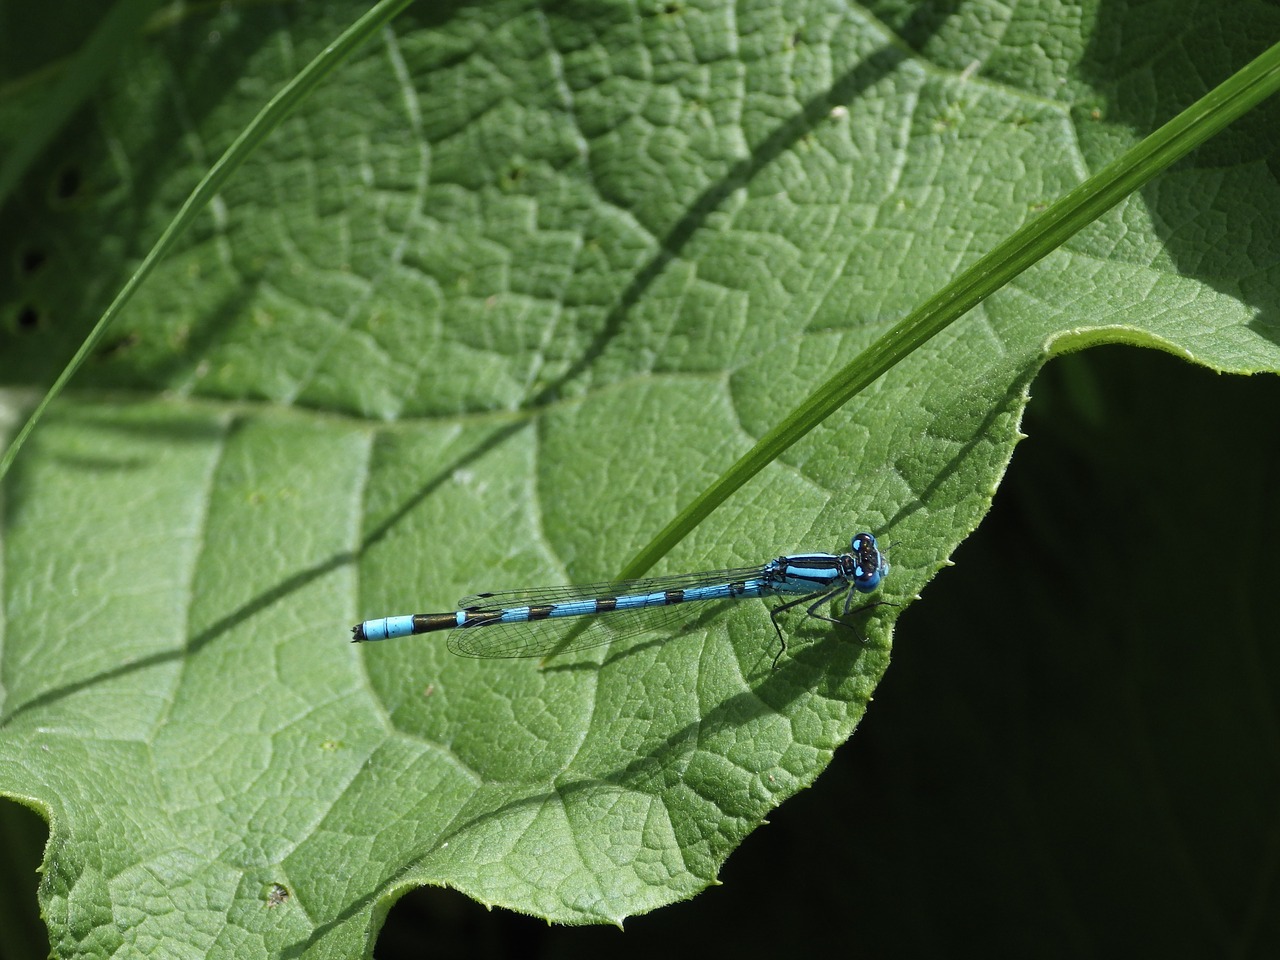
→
(446, 565, 769, 659)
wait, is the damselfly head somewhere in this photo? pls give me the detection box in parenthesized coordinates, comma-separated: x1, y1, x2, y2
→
(849, 532, 889, 592)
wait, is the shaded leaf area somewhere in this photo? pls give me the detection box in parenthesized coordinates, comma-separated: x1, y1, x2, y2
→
(0, 0, 1277, 955)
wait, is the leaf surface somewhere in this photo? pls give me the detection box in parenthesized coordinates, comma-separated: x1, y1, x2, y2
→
(1, 0, 1278, 953)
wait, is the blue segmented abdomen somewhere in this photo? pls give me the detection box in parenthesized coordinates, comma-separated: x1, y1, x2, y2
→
(351, 533, 890, 660)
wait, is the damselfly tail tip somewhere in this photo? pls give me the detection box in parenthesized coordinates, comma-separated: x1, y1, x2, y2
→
(350, 623, 366, 643)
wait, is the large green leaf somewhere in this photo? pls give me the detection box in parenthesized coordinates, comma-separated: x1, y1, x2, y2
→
(1, 0, 1277, 955)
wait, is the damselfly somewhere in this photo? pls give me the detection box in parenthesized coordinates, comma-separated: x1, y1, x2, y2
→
(352, 533, 890, 666)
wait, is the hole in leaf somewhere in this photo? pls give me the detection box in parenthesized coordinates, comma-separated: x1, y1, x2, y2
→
(51, 164, 82, 202)
(16, 305, 41, 330)
(18, 247, 47, 276)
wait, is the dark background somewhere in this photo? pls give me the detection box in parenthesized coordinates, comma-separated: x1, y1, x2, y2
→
(380, 346, 1280, 957)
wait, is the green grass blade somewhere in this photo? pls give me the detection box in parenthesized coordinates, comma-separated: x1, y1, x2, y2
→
(0, 0, 417, 483)
(615, 38, 1280, 583)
